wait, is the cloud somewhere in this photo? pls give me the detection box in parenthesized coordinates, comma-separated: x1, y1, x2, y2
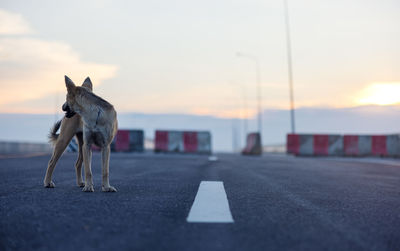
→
(0, 9, 33, 35)
(0, 9, 118, 113)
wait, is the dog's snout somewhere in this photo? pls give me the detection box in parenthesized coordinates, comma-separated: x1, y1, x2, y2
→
(62, 102, 76, 118)
(62, 103, 68, 112)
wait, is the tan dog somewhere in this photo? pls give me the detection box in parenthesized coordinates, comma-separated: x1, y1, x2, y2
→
(44, 76, 118, 192)
(44, 77, 93, 189)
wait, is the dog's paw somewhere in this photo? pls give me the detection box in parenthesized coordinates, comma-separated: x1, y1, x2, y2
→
(82, 185, 94, 192)
(44, 181, 55, 188)
(102, 186, 117, 192)
(77, 182, 85, 187)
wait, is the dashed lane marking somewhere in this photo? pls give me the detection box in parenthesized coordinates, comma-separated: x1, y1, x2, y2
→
(187, 181, 234, 223)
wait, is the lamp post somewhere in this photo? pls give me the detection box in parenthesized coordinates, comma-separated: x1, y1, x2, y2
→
(236, 52, 262, 143)
(241, 85, 249, 137)
(283, 0, 296, 133)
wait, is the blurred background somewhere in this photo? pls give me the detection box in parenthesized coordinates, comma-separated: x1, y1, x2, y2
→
(0, 0, 399, 152)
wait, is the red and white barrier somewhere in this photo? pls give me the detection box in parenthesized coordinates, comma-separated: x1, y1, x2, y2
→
(387, 135, 400, 156)
(242, 133, 262, 155)
(287, 134, 343, 156)
(154, 130, 212, 154)
(114, 130, 130, 151)
(287, 134, 400, 157)
(91, 129, 144, 152)
(343, 135, 372, 156)
(344, 134, 400, 157)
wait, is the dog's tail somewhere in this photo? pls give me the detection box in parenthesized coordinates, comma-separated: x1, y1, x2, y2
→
(48, 119, 62, 145)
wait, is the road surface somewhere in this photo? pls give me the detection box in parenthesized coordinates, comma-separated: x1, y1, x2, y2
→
(0, 153, 399, 251)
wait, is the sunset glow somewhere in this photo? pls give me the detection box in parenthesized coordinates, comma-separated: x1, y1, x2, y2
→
(356, 83, 400, 106)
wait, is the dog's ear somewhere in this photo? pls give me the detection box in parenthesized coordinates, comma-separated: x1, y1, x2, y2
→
(82, 77, 93, 91)
(65, 75, 76, 94)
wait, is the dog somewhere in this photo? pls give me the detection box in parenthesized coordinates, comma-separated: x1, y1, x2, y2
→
(43, 77, 93, 189)
(44, 76, 118, 192)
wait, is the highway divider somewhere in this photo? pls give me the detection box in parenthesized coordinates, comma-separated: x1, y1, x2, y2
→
(287, 134, 400, 157)
(154, 130, 212, 154)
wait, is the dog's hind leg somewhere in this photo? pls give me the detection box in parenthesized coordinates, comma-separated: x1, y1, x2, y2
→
(82, 142, 94, 192)
(44, 130, 75, 188)
(75, 132, 85, 187)
(101, 145, 117, 192)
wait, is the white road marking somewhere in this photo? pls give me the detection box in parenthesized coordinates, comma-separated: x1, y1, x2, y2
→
(187, 181, 234, 223)
(208, 156, 218, 162)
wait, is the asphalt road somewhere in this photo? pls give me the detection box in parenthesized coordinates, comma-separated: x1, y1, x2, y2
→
(0, 152, 399, 251)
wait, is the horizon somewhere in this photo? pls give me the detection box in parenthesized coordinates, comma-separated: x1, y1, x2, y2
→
(1, 103, 400, 119)
(2, 104, 400, 152)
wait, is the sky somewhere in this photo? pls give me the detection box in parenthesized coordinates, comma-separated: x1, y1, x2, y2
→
(0, 0, 399, 118)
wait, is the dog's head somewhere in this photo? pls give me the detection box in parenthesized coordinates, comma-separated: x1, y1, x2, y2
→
(63, 76, 93, 118)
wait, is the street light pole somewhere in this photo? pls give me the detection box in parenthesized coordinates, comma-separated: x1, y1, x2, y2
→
(241, 85, 249, 137)
(283, 0, 296, 134)
(236, 52, 262, 143)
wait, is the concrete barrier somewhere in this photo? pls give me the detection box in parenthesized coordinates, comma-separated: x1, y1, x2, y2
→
(111, 130, 144, 152)
(66, 138, 77, 152)
(168, 131, 184, 152)
(154, 130, 211, 154)
(197, 132, 212, 153)
(343, 135, 358, 156)
(76, 129, 144, 152)
(299, 134, 313, 155)
(0, 141, 52, 155)
(313, 134, 329, 155)
(242, 133, 262, 155)
(288, 133, 400, 157)
(387, 134, 400, 157)
(372, 135, 387, 156)
(287, 134, 300, 155)
(183, 132, 198, 153)
(358, 135, 372, 155)
(328, 135, 343, 155)
(113, 130, 130, 152)
(129, 130, 144, 152)
(155, 131, 168, 152)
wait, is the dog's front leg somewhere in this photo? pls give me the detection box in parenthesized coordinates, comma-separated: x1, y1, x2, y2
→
(82, 143, 94, 192)
(101, 145, 117, 192)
